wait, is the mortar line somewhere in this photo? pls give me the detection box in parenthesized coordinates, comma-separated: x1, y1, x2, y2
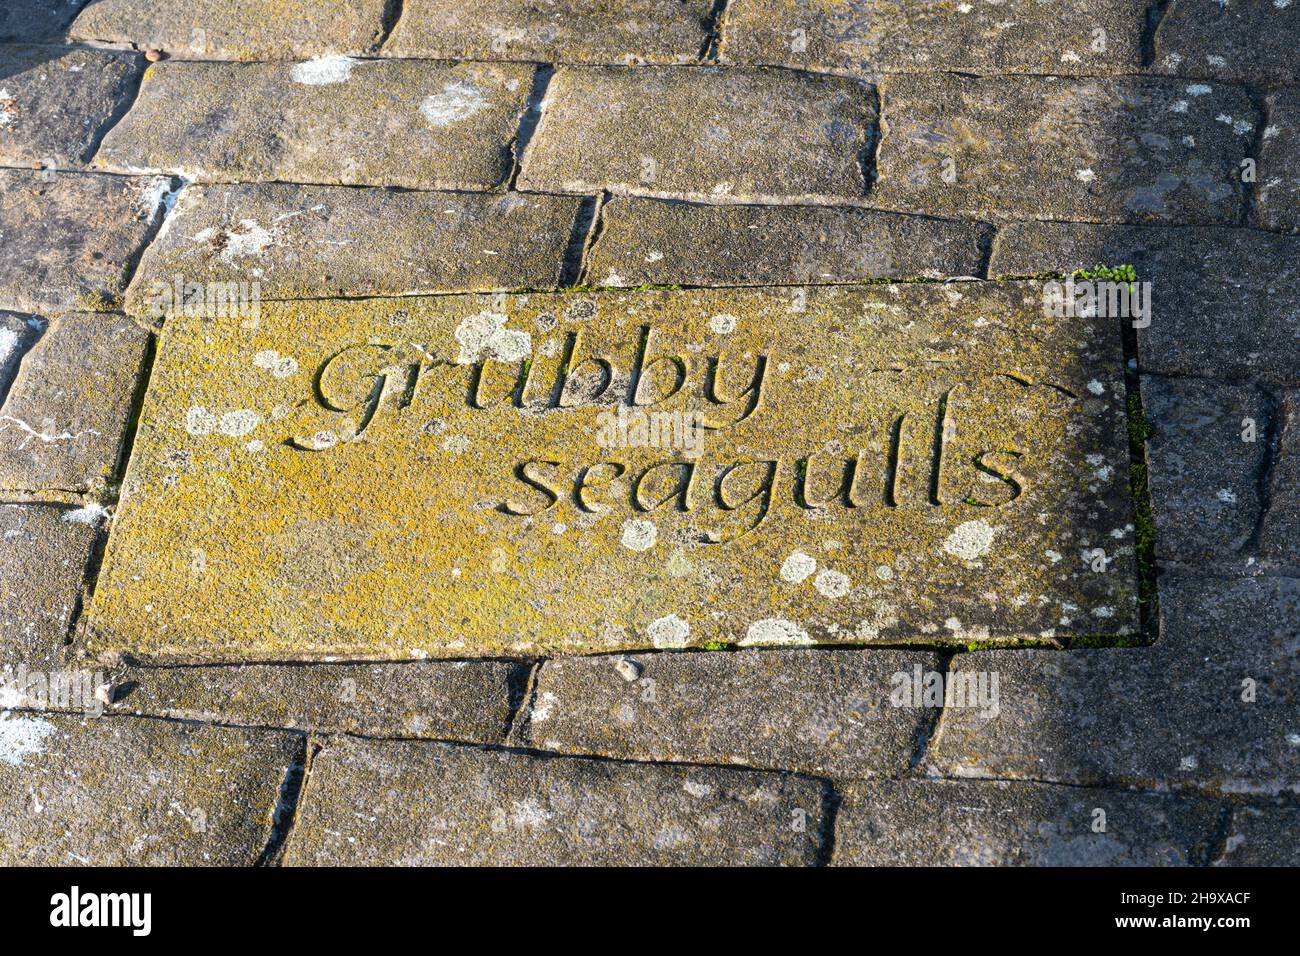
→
(572, 191, 610, 286)
(1141, 0, 1174, 70)
(506, 64, 555, 191)
(1240, 385, 1286, 558)
(701, 0, 731, 62)
(373, 0, 406, 53)
(256, 734, 315, 866)
(503, 660, 543, 743)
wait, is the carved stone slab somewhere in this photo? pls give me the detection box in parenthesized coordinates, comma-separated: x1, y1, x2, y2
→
(87, 285, 1138, 660)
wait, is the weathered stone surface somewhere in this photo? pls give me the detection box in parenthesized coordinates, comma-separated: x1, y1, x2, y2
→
(69, 0, 389, 60)
(0, 505, 95, 674)
(833, 779, 1222, 866)
(0, 170, 172, 315)
(722, 0, 1144, 77)
(1259, 87, 1300, 234)
(513, 649, 941, 776)
(1259, 391, 1300, 569)
(586, 198, 990, 286)
(1154, 0, 1300, 87)
(990, 222, 1300, 385)
(0, 715, 300, 865)
(0, 312, 150, 496)
(519, 66, 873, 202)
(0, 46, 140, 169)
(111, 661, 522, 742)
(0, 1, 89, 42)
(89, 285, 1136, 661)
(385, 0, 712, 63)
(0, 313, 43, 404)
(97, 60, 533, 190)
(926, 573, 1300, 795)
(1215, 804, 1300, 866)
(873, 75, 1252, 224)
(125, 184, 581, 315)
(285, 738, 823, 865)
(1142, 377, 1270, 566)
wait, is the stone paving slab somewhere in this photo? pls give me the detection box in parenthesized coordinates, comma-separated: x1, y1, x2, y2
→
(1214, 803, 1300, 866)
(873, 75, 1252, 224)
(0, 1, 89, 42)
(108, 661, 523, 743)
(586, 198, 990, 286)
(1259, 87, 1300, 234)
(125, 184, 581, 315)
(926, 572, 1300, 795)
(0, 46, 141, 169)
(0, 312, 150, 497)
(833, 779, 1224, 866)
(512, 648, 942, 777)
(1142, 377, 1271, 568)
(990, 222, 1300, 385)
(721, 0, 1145, 78)
(518, 66, 873, 202)
(1259, 391, 1299, 570)
(69, 0, 389, 60)
(0, 169, 172, 315)
(88, 285, 1136, 661)
(385, 0, 712, 64)
(97, 59, 534, 190)
(0, 504, 96, 674)
(284, 738, 824, 865)
(1154, 0, 1300, 87)
(0, 714, 300, 865)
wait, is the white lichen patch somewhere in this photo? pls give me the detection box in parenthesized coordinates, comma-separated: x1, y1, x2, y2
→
(184, 406, 217, 435)
(620, 518, 657, 552)
(62, 502, 109, 526)
(420, 81, 489, 126)
(0, 88, 15, 129)
(219, 219, 274, 263)
(218, 410, 260, 437)
(290, 55, 356, 86)
(0, 327, 19, 365)
(0, 712, 56, 767)
(253, 350, 299, 378)
(532, 691, 558, 722)
(779, 550, 817, 583)
(454, 310, 531, 364)
(647, 613, 690, 648)
(943, 520, 996, 561)
(740, 618, 811, 646)
(813, 568, 850, 598)
(441, 434, 470, 454)
(139, 176, 181, 219)
(709, 313, 737, 334)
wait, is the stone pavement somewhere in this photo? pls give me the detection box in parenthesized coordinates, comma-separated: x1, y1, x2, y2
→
(0, 1, 1297, 866)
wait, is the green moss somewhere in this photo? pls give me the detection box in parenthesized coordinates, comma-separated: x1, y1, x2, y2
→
(1072, 263, 1138, 284)
(1126, 387, 1158, 633)
(77, 289, 123, 312)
